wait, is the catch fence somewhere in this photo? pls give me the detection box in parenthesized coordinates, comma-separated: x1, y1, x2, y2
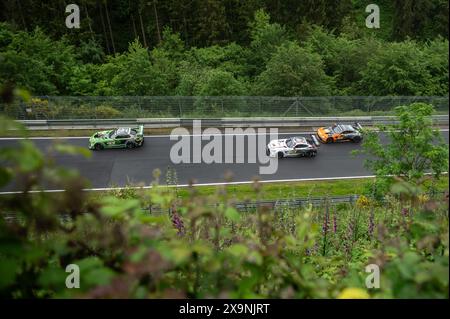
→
(1, 96, 448, 120)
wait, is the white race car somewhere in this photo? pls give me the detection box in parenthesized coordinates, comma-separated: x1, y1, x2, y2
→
(266, 136, 320, 159)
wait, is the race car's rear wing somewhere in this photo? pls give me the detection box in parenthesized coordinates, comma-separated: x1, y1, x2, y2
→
(310, 134, 320, 146)
(135, 125, 144, 137)
(353, 122, 363, 131)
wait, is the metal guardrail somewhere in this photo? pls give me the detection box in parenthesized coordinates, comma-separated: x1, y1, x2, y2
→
(1, 195, 362, 222)
(142, 195, 362, 215)
(14, 115, 449, 130)
(3, 192, 446, 221)
(233, 195, 360, 211)
(145, 190, 446, 214)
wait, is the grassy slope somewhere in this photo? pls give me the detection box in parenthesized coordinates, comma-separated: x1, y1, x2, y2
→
(108, 176, 448, 202)
(182, 178, 448, 201)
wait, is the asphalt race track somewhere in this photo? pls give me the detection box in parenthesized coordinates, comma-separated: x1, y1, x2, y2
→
(0, 130, 448, 192)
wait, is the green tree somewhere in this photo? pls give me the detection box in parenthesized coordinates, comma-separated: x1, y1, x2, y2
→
(356, 103, 448, 192)
(358, 41, 440, 95)
(195, 69, 247, 96)
(156, 26, 186, 62)
(392, 0, 449, 41)
(303, 26, 382, 94)
(77, 39, 105, 65)
(248, 9, 290, 75)
(176, 42, 250, 95)
(222, 0, 265, 44)
(422, 37, 449, 96)
(189, 0, 230, 46)
(254, 42, 334, 96)
(186, 43, 250, 78)
(95, 40, 172, 95)
(0, 25, 79, 95)
(176, 64, 246, 96)
(266, 0, 353, 33)
(67, 64, 98, 96)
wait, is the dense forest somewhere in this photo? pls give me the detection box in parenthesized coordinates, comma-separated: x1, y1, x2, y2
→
(0, 0, 448, 96)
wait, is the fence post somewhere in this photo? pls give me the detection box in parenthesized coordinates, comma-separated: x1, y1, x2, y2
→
(221, 97, 224, 116)
(94, 98, 97, 119)
(135, 96, 141, 114)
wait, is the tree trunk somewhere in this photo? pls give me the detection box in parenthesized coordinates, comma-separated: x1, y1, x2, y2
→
(98, 1, 111, 54)
(16, 0, 27, 30)
(183, 15, 189, 45)
(153, 1, 161, 43)
(138, 8, 148, 47)
(104, 0, 116, 54)
(83, 2, 95, 41)
(131, 15, 138, 40)
(129, 0, 139, 41)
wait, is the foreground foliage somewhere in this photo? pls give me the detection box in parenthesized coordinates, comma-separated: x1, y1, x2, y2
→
(356, 103, 448, 200)
(0, 117, 448, 298)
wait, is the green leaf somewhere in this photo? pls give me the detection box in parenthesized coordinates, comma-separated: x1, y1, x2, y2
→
(246, 251, 263, 266)
(16, 140, 44, 172)
(225, 207, 240, 222)
(84, 267, 115, 287)
(0, 168, 12, 187)
(0, 258, 19, 289)
(37, 265, 67, 290)
(138, 215, 167, 225)
(100, 197, 140, 219)
(75, 257, 115, 289)
(170, 247, 191, 264)
(14, 88, 31, 102)
(226, 244, 248, 258)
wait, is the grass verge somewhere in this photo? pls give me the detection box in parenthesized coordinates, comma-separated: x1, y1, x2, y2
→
(175, 177, 449, 201)
(101, 176, 449, 202)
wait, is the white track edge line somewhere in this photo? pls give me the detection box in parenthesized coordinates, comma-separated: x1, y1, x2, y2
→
(0, 173, 447, 195)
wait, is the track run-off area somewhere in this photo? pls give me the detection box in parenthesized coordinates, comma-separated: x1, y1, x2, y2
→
(0, 129, 448, 193)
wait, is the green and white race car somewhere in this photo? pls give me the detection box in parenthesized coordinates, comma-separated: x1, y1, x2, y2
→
(89, 125, 144, 150)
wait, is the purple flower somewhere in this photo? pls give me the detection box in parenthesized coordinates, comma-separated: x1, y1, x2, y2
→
(333, 213, 337, 234)
(368, 209, 374, 238)
(322, 207, 330, 256)
(322, 211, 329, 235)
(171, 212, 185, 236)
(401, 208, 409, 217)
(343, 219, 355, 256)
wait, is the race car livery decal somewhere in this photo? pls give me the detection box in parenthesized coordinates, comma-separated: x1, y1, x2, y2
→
(89, 125, 145, 150)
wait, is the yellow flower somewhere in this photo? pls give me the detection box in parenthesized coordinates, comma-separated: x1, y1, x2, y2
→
(356, 195, 371, 209)
(418, 194, 429, 204)
(337, 288, 370, 299)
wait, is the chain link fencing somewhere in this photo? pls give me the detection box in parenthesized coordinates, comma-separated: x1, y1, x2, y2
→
(1, 96, 448, 120)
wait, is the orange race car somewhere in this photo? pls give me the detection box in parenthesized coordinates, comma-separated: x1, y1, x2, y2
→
(316, 123, 363, 144)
